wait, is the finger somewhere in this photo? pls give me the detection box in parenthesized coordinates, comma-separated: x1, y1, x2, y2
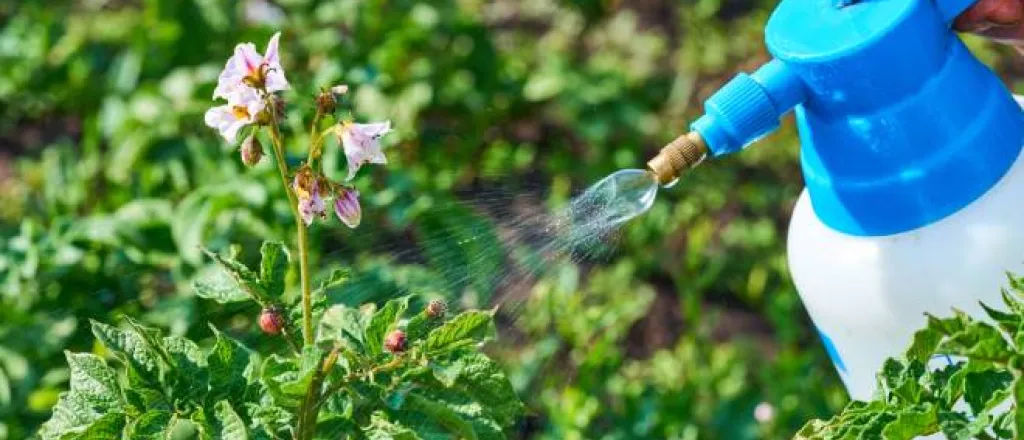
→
(955, 0, 1024, 31)
(971, 22, 1024, 40)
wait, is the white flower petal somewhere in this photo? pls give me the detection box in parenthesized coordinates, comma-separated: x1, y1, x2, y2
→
(264, 32, 281, 66)
(213, 57, 246, 100)
(234, 42, 263, 77)
(213, 43, 261, 100)
(298, 191, 326, 226)
(261, 32, 289, 92)
(225, 86, 265, 122)
(340, 121, 392, 180)
(204, 105, 248, 143)
(265, 69, 290, 93)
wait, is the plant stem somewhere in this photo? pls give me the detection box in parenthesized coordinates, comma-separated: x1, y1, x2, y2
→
(266, 119, 314, 346)
(297, 219, 313, 345)
(307, 112, 322, 165)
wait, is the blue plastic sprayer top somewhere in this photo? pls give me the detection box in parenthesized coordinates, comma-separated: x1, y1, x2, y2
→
(691, 0, 1024, 236)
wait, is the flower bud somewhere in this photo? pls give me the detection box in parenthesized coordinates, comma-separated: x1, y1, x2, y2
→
(333, 187, 361, 228)
(315, 89, 337, 115)
(259, 306, 284, 335)
(384, 329, 407, 353)
(426, 299, 447, 319)
(241, 134, 264, 166)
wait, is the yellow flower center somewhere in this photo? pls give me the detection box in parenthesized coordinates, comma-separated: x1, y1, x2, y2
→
(232, 105, 250, 120)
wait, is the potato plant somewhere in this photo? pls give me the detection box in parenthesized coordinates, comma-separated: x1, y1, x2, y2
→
(798, 276, 1024, 439)
(37, 32, 522, 440)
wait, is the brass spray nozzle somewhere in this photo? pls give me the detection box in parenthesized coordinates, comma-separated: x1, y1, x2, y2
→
(646, 131, 708, 186)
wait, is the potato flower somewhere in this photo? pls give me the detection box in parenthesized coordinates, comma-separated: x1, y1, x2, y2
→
(337, 121, 392, 180)
(213, 31, 289, 99)
(204, 87, 265, 143)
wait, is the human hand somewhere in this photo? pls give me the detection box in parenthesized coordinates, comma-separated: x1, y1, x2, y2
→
(955, 0, 1024, 44)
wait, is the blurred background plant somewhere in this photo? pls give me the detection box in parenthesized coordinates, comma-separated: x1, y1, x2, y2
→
(3, 0, 1022, 438)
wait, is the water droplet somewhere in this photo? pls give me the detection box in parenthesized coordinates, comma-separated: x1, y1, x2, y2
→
(661, 177, 680, 189)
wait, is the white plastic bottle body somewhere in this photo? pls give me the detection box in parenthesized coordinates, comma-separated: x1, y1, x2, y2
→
(787, 101, 1024, 401)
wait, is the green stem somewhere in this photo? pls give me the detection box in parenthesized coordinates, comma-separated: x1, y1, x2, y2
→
(265, 118, 314, 346)
(307, 112, 322, 165)
(297, 221, 313, 345)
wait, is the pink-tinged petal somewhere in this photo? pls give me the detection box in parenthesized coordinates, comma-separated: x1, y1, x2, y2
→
(265, 69, 290, 93)
(354, 121, 392, 138)
(341, 132, 372, 180)
(264, 32, 281, 66)
(297, 199, 315, 225)
(343, 141, 366, 181)
(233, 43, 264, 77)
(213, 56, 247, 100)
(334, 189, 361, 228)
(340, 121, 393, 180)
(366, 142, 387, 165)
(263, 33, 289, 92)
(298, 190, 326, 226)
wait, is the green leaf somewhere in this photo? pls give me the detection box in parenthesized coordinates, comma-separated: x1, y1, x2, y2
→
(365, 296, 410, 356)
(441, 352, 522, 426)
(162, 335, 209, 403)
(938, 411, 971, 439)
(929, 362, 966, 408)
(259, 241, 289, 299)
(424, 311, 496, 353)
(317, 304, 367, 351)
(39, 392, 106, 440)
(194, 268, 250, 304)
(75, 412, 128, 439)
(982, 295, 1021, 334)
(65, 352, 124, 413)
(315, 415, 361, 438)
(260, 356, 302, 408)
(203, 248, 265, 301)
(1014, 375, 1024, 438)
(314, 268, 350, 296)
(126, 410, 173, 440)
(207, 326, 254, 406)
(125, 388, 170, 414)
(365, 412, 421, 440)
(246, 402, 293, 437)
(280, 347, 322, 396)
(405, 310, 442, 343)
(880, 404, 937, 440)
(905, 327, 942, 362)
(963, 368, 1013, 414)
(90, 320, 161, 387)
(934, 313, 1014, 363)
(878, 359, 924, 404)
(259, 351, 320, 409)
(402, 393, 478, 440)
(196, 400, 248, 440)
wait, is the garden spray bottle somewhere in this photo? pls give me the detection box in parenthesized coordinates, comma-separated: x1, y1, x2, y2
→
(646, 0, 1024, 400)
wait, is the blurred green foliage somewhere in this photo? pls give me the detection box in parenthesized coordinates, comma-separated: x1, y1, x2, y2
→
(5, 0, 1021, 438)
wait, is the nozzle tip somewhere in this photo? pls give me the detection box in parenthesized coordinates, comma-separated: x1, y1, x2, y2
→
(647, 131, 708, 186)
